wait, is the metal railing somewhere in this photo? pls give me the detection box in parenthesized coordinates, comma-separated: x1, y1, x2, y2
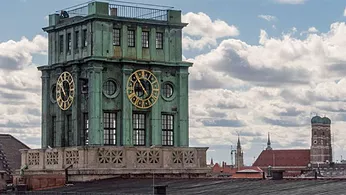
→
(55, 0, 173, 21)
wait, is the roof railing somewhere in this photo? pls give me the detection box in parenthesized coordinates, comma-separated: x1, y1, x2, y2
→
(55, 0, 173, 21)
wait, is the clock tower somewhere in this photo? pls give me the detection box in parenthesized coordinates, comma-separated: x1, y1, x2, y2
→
(17, 1, 209, 182)
(39, 1, 192, 148)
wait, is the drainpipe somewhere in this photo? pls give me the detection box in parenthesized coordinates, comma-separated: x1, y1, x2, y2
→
(65, 164, 73, 184)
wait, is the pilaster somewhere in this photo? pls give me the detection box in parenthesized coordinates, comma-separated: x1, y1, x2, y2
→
(41, 70, 50, 148)
(151, 70, 162, 146)
(55, 68, 64, 147)
(121, 67, 133, 146)
(72, 65, 81, 146)
(87, 64, 103, 145)
(177, 68, 189, 147)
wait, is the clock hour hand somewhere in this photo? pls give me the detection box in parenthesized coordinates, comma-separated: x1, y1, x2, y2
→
(135, 74, 148, 96)
(58, 82, 67, 97)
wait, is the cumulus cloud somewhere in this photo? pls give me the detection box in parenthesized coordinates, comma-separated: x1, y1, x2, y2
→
(258, 15, 277, 22)
(182, 12, 239, 50)
(0, 36, 45, 149)
(187, 20, 346, 165)
(0, 35, 47, 71)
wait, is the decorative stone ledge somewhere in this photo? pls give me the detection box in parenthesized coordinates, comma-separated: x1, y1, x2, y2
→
(19, 146, 209, 181)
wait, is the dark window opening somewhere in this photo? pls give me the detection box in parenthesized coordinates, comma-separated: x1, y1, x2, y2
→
(113, 28, 121, 46)
(104, 112, 116, 145)
(83, 113, 89, 145)
(75, 31, 79, 50)
(59, 35, 64, 54)
(82, 29, 87, 48)
(67, 33, 72, 54)
(156, 32, 163, 49)
(133, 113, 145, 146)
(142, 31, 149, 48)
(128, 30, 135, 47)
(162, 114, 174, 146)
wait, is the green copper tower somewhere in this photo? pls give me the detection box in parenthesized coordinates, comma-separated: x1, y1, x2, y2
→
(39, 1, 191, 148)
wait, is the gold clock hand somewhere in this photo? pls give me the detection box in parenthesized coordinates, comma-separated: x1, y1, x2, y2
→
(58, 82, 67, 97)
(135, 74, 148, 96)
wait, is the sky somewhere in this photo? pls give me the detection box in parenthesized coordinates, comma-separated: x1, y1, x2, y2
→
(2, 0, 346, 166)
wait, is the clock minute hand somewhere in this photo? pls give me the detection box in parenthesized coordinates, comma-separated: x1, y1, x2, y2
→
(135, 74, 148, 96)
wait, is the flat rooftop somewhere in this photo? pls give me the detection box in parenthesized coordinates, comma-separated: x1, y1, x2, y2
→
(40, 178, 346, 195)
(57, 0, 174, 21)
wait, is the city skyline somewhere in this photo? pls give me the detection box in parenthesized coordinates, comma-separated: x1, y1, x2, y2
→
(2, 0, 346, 165)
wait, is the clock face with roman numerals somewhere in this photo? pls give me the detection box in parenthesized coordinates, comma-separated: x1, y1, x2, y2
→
(126, 69, 160, 109)
(56, 71, 75, 110)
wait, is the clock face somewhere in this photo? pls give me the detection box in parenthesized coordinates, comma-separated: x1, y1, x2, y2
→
(126, 69, 160, 109)
(56, 71, 75, 110)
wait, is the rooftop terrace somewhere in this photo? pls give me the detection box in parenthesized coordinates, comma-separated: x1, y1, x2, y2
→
(56, 0, 174, 21)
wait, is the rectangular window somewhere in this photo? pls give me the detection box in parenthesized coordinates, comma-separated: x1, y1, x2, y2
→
(83, 113, 89, 145)
(142, 31, 149, 48)
(156, 32, 163, 49)
(52, 116, 56, 147)
(162, 114, 174, 146)
(75, 31, 79, 49)
(133, 113, 146, 146)
(104, 112, 116, 145)
(128, 30, 135, 47)
(113, 28, 121, 46)
(82, 29, 87, 48)
(67, 33, 72, 53)
(67, 114, 72, 146)
(59, 35, 64, 54)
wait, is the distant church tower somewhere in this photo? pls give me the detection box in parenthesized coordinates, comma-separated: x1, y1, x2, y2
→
(310, 116, 333, 164)
(266, 133, 272, 150)
(235, 136, 244, 168)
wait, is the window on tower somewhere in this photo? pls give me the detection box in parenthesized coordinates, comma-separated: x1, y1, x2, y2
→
(83, 113, 89, 145)
(142, 31, 149, 48)
(59, 35, 64, 54)
(156, 32, 163, 49)
(162, 114, 174, 146)
(113, 28, 121, 46)
(67, 33, 72, 54)
(103, 112, 117, 145)
(75, 31, 79, 50)
(82, 29, 87, 48)
(133, 113, 146, 146)
(128, 30, 135, 47)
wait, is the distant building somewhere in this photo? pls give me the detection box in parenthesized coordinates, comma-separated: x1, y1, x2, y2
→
(0, 134, 29, 190)
(253, 116, 333, 177)
(235, 136, 244, 169)
(310, 116, 332, 164)
(211, 161, 263, 179)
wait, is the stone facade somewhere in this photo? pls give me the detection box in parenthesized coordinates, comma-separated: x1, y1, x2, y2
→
(310, 116, 332, 164)
(18, 146, 209, 182)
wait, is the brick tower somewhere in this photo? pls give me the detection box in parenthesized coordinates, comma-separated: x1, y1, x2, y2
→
(310, 116, 332, 164)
